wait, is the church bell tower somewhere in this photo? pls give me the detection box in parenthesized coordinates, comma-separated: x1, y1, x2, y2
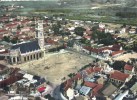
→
(35, 20, 45, 50)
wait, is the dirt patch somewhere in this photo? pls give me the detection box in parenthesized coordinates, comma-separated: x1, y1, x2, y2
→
(9, 51, 95, 85)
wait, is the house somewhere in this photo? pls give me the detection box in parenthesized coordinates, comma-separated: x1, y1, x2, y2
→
(79, 86, 91, 96)
(0, 68, 23, 88)
(103, 64, 113, 74)
(23, 73, 34, 81)
(124, 64, 134, 74)
(91, 84, 103, 96)
(85, 67, 94, 75)
(84, 81, 97, 89)
(111, 50, 125, 58)
(109, 71, 129, 84)
(120, 28, 126, 34)
(66, 88, 75, 100)
(111, 44, 122, 51)
(82, 46, 112, 60)
(129, 28, 136, 34)
(99, 23, 105, 29)
(105, 28, 115, 34)
(63, 79, 73, 91)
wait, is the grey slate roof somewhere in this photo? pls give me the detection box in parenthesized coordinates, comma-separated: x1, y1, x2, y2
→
(11, 40, 40, 53)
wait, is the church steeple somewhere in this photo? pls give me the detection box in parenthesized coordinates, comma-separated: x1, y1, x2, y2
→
(35, 20, 45, 50)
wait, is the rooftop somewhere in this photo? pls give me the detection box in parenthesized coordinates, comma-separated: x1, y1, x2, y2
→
(84, 81, 97, 89)
(110, 71, 129, 82)
(124, 64, 133, 71)
(111, 50, 125, 57)
(11, 40, 40, 53)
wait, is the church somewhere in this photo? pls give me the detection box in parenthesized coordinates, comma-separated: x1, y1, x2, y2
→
(8, 20, 45, 64)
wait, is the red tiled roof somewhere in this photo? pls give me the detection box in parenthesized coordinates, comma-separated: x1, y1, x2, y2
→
(64, 79, 73, 91)
(85, 67, 94, 74)
(63, 67, 103, 91)
(92, 84, 103, 96)
(84, 81, 97, 88)
(64, 72, 82, 91)
(83, 46, 92, 51)
(83, 46, 100, 53)
(12, 21, 20, 24)
(91, 48, 102, 54)
(111, 50, 124, 56)
(111, 44, 121, 51)
(93, 67, 102, 73)
(0, 17, 9, 21)
(73, 73, 82, 80)
(46, 39, 57, 45)
(0, 29, 7, 33)
(21, 20, 30, 24)
(110, 71, 129, 82)
(6, 23, 18, 28)
(83, 46, 112, 54)
(124, 64, 133, 71)
(37, 87, 46, 92)
(0, 74, 23, 88)
(100, 47, 112, 51)
(0, 68, 23, 88)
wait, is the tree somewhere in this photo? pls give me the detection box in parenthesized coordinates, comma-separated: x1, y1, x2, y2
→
(112, 61, 126, 71)
(17, 25, 21, 30)
(133, 40, 137, 51)
(11, 37, 18, 44)
(74, 27, 86, 36)
(52, 24, 60, 35)
(2, 36, 10, 42)
(92, 30, 115, 45)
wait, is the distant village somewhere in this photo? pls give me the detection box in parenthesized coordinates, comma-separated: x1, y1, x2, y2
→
(0, 4, 137, 100)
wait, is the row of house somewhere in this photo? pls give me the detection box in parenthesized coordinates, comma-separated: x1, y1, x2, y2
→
(73, 42, 125, 60)
(60, 62, 135, 100)
(0, 64, 53, 99)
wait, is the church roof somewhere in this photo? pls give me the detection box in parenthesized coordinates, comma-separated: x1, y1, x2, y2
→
(11, 40, 40, 53)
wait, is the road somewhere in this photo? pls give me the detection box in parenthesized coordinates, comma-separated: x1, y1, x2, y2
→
(52, 85, 67, 100)
(65, 48, 96, 60)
